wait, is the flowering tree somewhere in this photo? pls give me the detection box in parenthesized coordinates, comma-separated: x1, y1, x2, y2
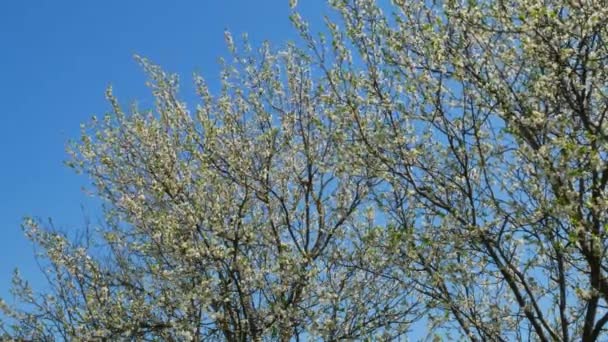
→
(4, 0, 608, 341)
(0, 42, 418, 340)
(298, 0, 608, 340)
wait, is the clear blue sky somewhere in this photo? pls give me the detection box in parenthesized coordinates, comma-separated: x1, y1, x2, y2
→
(0, 0, 326, 300)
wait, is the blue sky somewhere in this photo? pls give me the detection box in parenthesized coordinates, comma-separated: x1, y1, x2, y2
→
(0, 0, 326, 300)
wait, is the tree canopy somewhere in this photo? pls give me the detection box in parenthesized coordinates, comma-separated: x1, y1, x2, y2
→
(3, 0, 608, 341)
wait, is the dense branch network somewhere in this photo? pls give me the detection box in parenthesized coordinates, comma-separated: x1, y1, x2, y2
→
(2, 0, 608, 341)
